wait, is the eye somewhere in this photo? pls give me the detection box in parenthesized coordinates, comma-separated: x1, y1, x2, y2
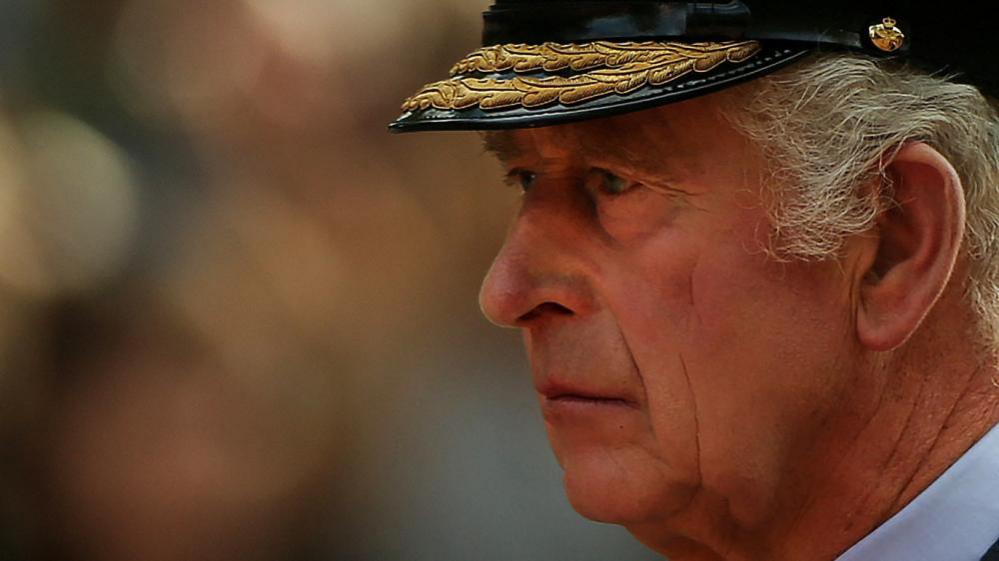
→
(503, 169, 537, 192)
(589, 169, 638, 196)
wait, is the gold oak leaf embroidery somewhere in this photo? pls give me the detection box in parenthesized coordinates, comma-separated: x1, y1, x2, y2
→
(402, 41, 761, 112)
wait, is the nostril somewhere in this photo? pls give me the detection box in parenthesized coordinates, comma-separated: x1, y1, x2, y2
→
(518, 301, 574, 323)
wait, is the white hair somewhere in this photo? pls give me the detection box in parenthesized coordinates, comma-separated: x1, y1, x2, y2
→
(725, 54, 999, 348)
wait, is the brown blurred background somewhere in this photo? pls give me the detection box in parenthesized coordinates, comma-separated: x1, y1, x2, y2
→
(0, 1, 660, 560)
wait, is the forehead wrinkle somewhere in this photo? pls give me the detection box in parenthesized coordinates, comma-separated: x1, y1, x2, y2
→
(482, 128, 580, 166)
(482, 108, 706, 180)
(572, 110, 691, 173)
(575, 122, 643, 166)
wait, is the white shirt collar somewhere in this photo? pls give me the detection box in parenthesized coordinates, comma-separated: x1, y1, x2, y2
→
(835, 422, 999, 561)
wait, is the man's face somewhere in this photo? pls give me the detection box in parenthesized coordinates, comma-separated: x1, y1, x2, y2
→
(479, 97, 867, 540)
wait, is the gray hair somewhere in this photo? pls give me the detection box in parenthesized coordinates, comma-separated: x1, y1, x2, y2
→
(725, 54, 999, 349)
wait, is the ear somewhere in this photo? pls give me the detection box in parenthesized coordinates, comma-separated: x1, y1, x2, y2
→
(856, 142, 966, 351)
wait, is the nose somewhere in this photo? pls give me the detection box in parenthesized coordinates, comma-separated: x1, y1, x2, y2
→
(479, 192, 597, 328)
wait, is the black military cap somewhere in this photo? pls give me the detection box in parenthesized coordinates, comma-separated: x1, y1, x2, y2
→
(390, 0, 996, 132)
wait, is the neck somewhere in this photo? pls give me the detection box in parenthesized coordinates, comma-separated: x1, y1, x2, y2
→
(774, 358, 999, 561)
(774, 287, 999, 561)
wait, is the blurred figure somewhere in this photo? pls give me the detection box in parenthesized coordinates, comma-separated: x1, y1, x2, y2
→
(0, 1, 656, 560)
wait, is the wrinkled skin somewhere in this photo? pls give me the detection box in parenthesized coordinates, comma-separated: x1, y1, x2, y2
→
(478, 95, 998, 561)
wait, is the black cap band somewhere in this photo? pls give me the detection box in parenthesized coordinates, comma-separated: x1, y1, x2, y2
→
(481, 0, 996, 97)
(484, 1, 882, 52)
(391, 1, 996, 133)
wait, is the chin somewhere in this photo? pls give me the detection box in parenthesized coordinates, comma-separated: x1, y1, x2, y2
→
(559, 448, 697, 525)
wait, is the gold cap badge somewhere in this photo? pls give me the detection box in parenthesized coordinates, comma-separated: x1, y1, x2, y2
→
(869, 17, 905, 52)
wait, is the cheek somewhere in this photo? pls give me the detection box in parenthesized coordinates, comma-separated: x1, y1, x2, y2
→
(610, 230, 856, 522)
(682, 248, 856, 518)
(688, 247, 852, 385)
(602, 244, 715, 487)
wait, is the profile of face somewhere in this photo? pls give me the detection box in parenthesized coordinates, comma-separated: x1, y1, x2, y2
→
(478, 96, 872, 551)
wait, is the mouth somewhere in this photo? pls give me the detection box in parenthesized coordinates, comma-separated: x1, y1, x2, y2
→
(539, 393, 639, 424)
(544, 394, 634, 406)
(537, 382, 639, 412)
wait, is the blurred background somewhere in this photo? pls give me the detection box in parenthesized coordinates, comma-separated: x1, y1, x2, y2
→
(0, 1, 660, 560)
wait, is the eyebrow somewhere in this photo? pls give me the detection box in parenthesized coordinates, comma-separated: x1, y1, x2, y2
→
(480, 131, 521, 165)
(480, 124, 679, 176)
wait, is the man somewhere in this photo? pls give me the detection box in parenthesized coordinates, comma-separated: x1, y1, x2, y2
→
(390, 2, 999, 560)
